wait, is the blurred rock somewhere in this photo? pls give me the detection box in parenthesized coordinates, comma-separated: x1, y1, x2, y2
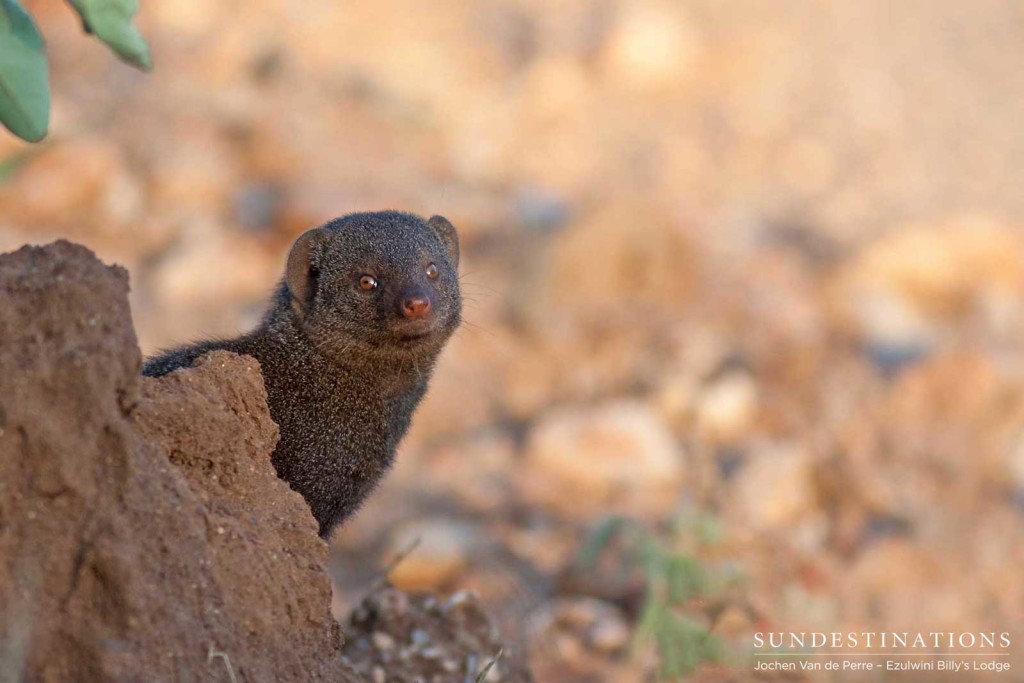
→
(548, 597, 629, 651)
(425, 432, 517, 513)
(845, 539, 967, 629)
(531, 597, 631, 675)
(501, 522, 576, 575)
(386, 518, 476, 591)
(601, 1, 702, 91)
(834, 351, 1024, 538)
(585, 613, 631, 655)
(833, 220, 1024, 347)
(542, 200, 697, 321)
(654, 369, 700, 427)
(520, 401, 685, 519)
(710, 604, 755, 641)
(727, 443, 817, 531)
(696, 371, 759, 442)
(496, 310, 663, 421)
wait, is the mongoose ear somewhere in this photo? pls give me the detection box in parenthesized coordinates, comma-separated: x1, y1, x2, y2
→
(427, 215, 459, 268)
(286, 228, 325, 316)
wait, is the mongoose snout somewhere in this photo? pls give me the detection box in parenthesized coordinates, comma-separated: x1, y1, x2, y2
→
(399, 292, 431, 319)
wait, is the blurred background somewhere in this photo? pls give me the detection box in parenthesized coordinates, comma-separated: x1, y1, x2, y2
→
(3, 0, 1024, 679)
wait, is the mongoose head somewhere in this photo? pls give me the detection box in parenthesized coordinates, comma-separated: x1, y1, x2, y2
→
(284, 211, 462, 362)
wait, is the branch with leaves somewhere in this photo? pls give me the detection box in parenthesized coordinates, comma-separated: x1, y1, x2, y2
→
(0, 0, 150, 142)
(578, 513, 741, 680)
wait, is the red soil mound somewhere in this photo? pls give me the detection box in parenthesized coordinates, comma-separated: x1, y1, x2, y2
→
(0, 241, 355, 682)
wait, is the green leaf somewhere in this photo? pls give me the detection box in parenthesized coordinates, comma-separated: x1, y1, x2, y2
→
(577, 515, 628, 567)
(666, 555, 705, 603)
(69, 0, 151, 70)
(634, 595, 665, 643)
(0, 0, 49, 142)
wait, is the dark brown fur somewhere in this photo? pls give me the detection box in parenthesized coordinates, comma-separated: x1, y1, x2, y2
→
(143, 211, 462, 537)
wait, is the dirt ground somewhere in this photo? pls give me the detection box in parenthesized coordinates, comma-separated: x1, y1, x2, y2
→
(3, 0, 1024, 681)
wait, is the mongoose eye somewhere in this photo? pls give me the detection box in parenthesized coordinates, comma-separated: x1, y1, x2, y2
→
(358, 274, 378, 291)
(425, 263, 439, 280)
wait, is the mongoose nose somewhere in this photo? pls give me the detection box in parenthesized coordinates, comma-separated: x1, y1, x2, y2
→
(401, 296, 431, 319)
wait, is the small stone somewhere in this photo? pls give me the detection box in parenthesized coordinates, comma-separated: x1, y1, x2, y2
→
(552, 631, 585, 666)
(537, 598, 630, 661)
(728, 443, 816, 531)
(654, 371, 700, 427)
(426, 432, 516, 513)
(386, 519, 475, 591)
(543, 201, 696, 317)
(711, 604, 753, 640)
(832, 219, 1024, 348)
(371, 631, 395, 651)
(847, 539, 963, 625)
(443, 590, 476, 612)
(519, 401, 685, 519)
(586, 615, 630, 654)
(696, 371, 759, 441)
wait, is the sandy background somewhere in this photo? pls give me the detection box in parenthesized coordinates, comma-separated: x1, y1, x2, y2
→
(3, 0, 1024, 679)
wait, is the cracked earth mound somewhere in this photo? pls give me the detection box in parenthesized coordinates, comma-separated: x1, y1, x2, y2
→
(0, 240, 355, 681)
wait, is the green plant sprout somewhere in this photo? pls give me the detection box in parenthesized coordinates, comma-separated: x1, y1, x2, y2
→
(578, 512, 744, 680)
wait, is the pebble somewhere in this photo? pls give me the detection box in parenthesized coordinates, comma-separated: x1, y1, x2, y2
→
(520, 401, 685, 519)
(696, 371, 759, 441)
(386, 518, 475, 591)
(371, 631, 395, 651)
(728, 443, 816, 531)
